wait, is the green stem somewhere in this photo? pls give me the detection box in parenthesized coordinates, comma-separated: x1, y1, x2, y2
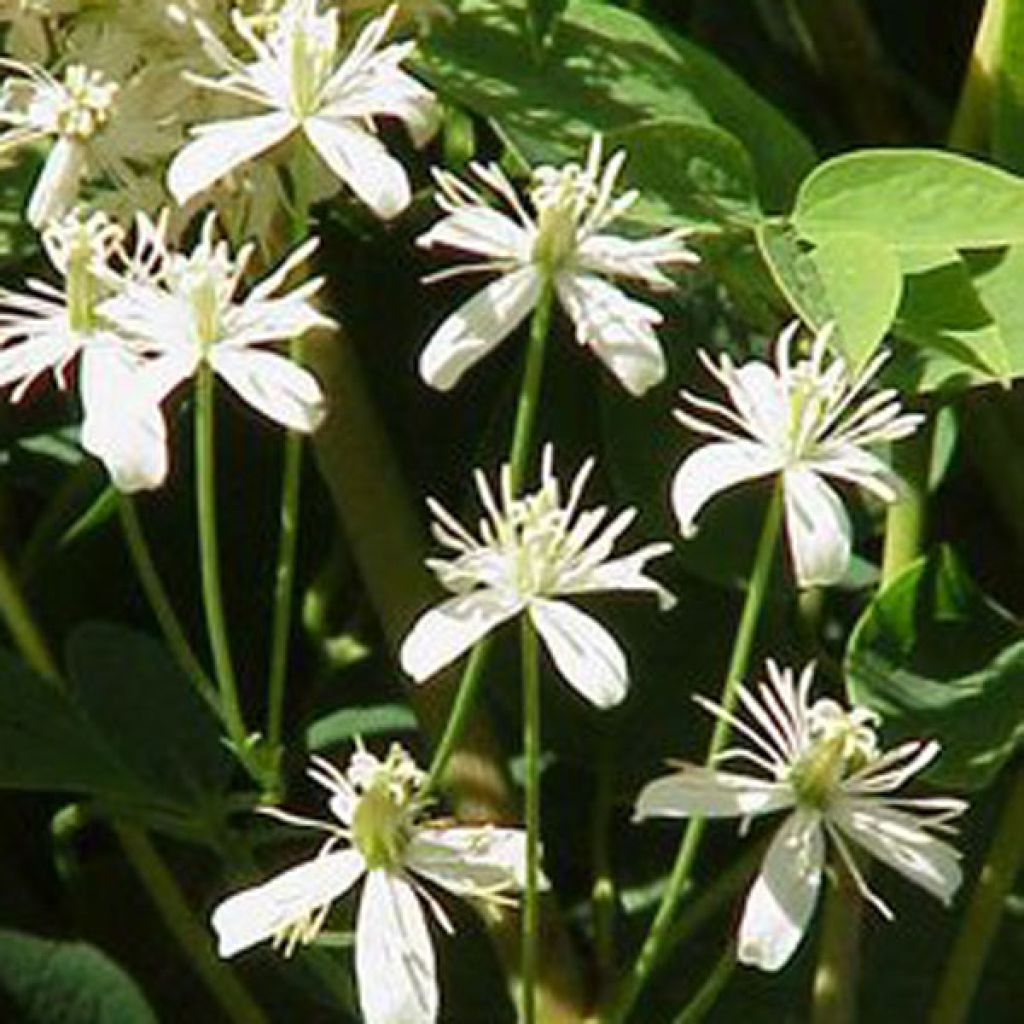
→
(929, 764, 1024, 1024)
(194, 365, 249, 759)
(812, 415, 934, 1024)
(591, 732, 617, 988)
(266, 151, 314, 760)
(521, 615, 542, 1024)
(114, 823, 269, 1024)
(0, 545, 59, 682)
(606, 483, 783, 1024)
(671, 946, 736, 1024)
(118, 496, 219, 713)
(424, 283, 555, 794)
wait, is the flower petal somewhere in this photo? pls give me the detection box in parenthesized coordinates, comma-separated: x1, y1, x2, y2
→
(418, 267, 541, 391)
(809, 443, 903, 503)
(211, 848, 365, 958)
(304, 116, 412, 219)
(407, 826, 527, 896)
(738, 808, 824, 971)
(79, 343, 169, 493)
(418, 207, 532, 264)
(167, 112, 295, 206)
(782, 468, 852, 588)
(28, 136, 86, 228)
(356, 871, 438, 1024)
(556, 272, 665, 396)
(529, 598, 628, 709)
(830, 798, 963, 905)
(634, 766, 794, 822)
(670, 440, 782, 538)
(399, 589, 522, 683)
(209, 347, 325, 432)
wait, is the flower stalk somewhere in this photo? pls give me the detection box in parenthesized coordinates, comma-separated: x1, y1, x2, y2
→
(522, 616, 542, 1024)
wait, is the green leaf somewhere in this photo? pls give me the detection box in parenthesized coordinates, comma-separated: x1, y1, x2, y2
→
(0, 930, 158, 1024)
(604, 118, 758, 230)
(305, 703, 418, 753)
(889, 251, 1010, 392)
(756, 219, 831, 326)
(525, 0, 567, 52)
(419, 0, 815, 212)
(845, 547, 1024, 790)
(808, 231, 903, 370)
(794, 149, 1024, 248)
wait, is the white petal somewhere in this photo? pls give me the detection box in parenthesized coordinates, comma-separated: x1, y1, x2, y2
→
(28, 136, 86, 228)
(211, 848, 365, 958)
(407, 826, 527, 896)
(399, 589, 522, 683)
(830, 798, 963, 905)
(738, 809, 824, 971)
(167, 112, 295, 206)
(782, 468, 852, 588)
(209, 347, 325, 432)
(305, 117, 411, 220)
(529, 598, 628, 709)
(556, 272, 665, 396)
(418, 207, 532, 263)
(809, 444, 902, 503)
(79, 344, 169, 493)
(356, 871, 438, 1024)
(670, 440, 783, 538)
(725, 362, 790, 450)
(634, 766, 794, 821)
(418, 267, 541, 391)
(559, 545, 675, 611)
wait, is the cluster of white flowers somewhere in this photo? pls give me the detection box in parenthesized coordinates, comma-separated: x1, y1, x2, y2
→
(0, 0, 971, 1018)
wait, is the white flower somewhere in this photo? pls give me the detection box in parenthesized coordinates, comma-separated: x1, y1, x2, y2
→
(211, 744, 526, 1024)
(99, 210, 332, 441)
(0, 208, 168, 491)
(634, 660, 966, 971)
(417, 135, 699, 397)
(670, 321, 923, 588)
(167, 1, 437, 218)
(399, 446, 675, 708)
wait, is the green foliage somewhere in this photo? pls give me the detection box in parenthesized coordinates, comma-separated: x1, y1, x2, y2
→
(845, 547, 1024, 791)
(0, 930, 158, 1024)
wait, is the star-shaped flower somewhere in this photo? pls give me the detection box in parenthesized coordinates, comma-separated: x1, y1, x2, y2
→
(211, 744, 526, 1024)
(417, 135, 699, 396)
(167, 1, 437, 218)
(634, 661, 966, 971)
(399, 446, 675, 708)
(670, 321, 923, 588)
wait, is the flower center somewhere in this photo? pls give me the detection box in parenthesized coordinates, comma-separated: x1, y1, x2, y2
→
(55, 65, 118, 139)
(788, 701, 878, 810)
(282, 6, 337, 117)
(48, 211, 120, 334)
(499, 486, 568, 596)
(530, 163, 595, 274)
(352, 779, 411, 870)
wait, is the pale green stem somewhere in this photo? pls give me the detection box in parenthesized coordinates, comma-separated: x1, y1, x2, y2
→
(671, 945, 736, 1024)
(521, 615, 542, 1024)
(929, 764, 1024, 1024)
(266, 149, 314, 759)
(424, 282, 556, 794)
(114, 823, 269, 1024)
(0, 545, 59, 682)
(118, 496, 219, 713)
(812, 414, 934, 1024)
(194, 364, 249, 760)
(605, 483, 783, 1024)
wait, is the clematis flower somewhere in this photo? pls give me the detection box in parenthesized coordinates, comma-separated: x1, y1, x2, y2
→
(634, 660, 966, 971)
(167, 0, 437, 218)
(399, 446, 675, 708)
(211, 744, 526, 1024)
(670, 321, 923, 588)
(0, 208, 169, 490)
(417, 135, 699, 396)
(99, 210, 331, 445)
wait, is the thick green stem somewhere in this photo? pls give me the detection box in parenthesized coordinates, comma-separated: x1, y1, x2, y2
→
(266, 151, 315, 760)
(670, 945, 736, 1024)
(194, 365, 249, 759)
(606, 483, 783, 1024)
(813, 416, 934, 1024)
(118, 496, 218, 713)
(424, 284, 555, 794)
(114, 824, 269, 1024)
(0, 546, 59, 682)
(929, 766, 1024, 1024)
(521, 615, 542, 1024)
